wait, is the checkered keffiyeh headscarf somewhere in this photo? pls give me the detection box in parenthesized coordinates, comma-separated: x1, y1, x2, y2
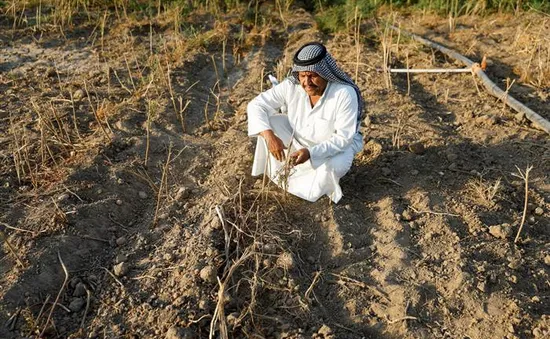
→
(290, 42, 364, 123)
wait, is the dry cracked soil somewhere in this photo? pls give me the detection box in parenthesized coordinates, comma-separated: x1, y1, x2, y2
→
(0, 4, 549, 339)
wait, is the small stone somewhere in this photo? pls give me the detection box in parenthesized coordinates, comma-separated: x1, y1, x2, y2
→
(446, 152, 458, 162)
(115, 254, 127, 264)
(544, 255, 550, 266)
(509, 275, 517, 284)
(409, 142, 425, 155)
(73, 89, 84, 100)
(199, 265, 217, 283)
(73, 282, 87, 297)
(116, 199, 123, 206)
(165, 326, 193, 339)
(531, 296, 540, 302)
(489, 224, 511, 239)
(363, 115, 372, 127)
(138, 191, 147, 199)
(116, 237, 127, 246)
(477, 281, 487, 292)
(69, 298, 85, 312)
(113, 262, 129, 277)
(534, 207, 543, 216)
(57, 193, 69, 201)
(344, 204, 351, 211)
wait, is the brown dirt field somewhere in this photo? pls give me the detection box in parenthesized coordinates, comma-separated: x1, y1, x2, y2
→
(0, 4, 549, 339)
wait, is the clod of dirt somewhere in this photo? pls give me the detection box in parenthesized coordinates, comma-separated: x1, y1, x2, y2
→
(262, 243, 277, 254)
(175, 186, 191, 200)
(515, 112, 525, 122)
(277, 252, 295, 270)
(489, 224, 512, 239)
(69, 298, 85, 312)
(73, 282, 87, 297)
(114, 262, 129, 277)
(199, 265, 217, 283)
(116, 236, 127, 246)
(46, 67, 57, 77)
(477, 281, 488, 292)
(226, 312, 239, 327)
(209, 217, 222, 230)
(165, 326, 193, 339)
(363, 115, 372, 127)
(402, 210, 414, 221)
(532, 315, 550, 337)
(408, 142, 425, 155)
(317, 324, 334, 338)
(73, 89, 84, 101)
(476, 114, 497, 126)
(446, 151, 458, 162)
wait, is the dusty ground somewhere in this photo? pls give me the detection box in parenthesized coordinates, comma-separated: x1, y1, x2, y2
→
(0, 4, 549, 339)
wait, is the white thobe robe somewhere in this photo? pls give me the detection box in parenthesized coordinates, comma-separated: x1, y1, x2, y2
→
(247, 79, 363, 203)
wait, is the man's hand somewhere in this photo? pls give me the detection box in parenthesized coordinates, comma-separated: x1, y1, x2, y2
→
(260, 130, 286, 162)
(290, 148, 310, 165)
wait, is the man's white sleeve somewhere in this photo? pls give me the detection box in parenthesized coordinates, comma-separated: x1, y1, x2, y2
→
(308, 88, 359, 169)
(247, 80, 289, 136)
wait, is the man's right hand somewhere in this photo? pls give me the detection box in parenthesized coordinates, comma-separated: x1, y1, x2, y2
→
(260, 130, 285, 162)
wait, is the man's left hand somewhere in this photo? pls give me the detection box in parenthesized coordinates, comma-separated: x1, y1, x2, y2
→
(290, 148, 310, 165)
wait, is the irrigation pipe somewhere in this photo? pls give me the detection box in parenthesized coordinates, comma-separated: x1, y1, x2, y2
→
(382, 67, 473, 73)
(389, 25, 550, 135)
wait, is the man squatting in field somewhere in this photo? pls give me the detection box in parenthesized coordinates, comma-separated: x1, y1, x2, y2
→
(247, 42, 364, 203)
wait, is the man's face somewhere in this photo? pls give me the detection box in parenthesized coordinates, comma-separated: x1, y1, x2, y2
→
(298, 71, 327, 97)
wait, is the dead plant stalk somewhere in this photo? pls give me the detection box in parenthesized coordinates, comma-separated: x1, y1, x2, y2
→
(152, 143, 172, 227)
(40, 252, 68, 337)
(513, 165, 533, 243)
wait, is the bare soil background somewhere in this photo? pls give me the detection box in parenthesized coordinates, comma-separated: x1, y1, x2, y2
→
(0, 3, 549, 339)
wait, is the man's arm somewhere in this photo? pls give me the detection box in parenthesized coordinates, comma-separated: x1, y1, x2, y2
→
(248, 79, 290, 162)
(247, 80, 289, 136)
(307, 87, 359, 168)
(259, 129, 286, 162)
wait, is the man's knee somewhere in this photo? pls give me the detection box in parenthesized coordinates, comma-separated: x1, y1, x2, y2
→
(328, 149, 355, 178)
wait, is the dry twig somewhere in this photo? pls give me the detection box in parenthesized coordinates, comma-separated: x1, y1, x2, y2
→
(513, 165, 534, 243)
(40, 252, 69, 337)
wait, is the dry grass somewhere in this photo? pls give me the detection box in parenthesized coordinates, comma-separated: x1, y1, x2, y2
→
(465, 177, 502, 208)
(512, 19, 550, 89)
